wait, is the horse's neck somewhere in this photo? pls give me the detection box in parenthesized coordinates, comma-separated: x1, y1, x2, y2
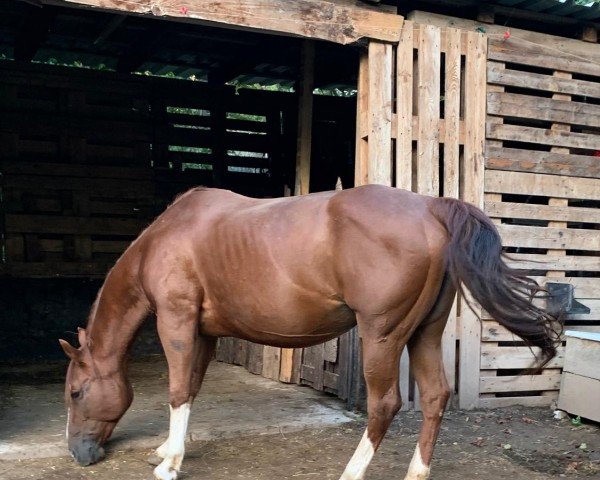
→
(87, 263, 150, 369)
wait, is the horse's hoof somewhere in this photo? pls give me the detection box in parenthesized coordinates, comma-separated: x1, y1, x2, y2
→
(147, 453, 163, 466)
(153, 463, 178, 480)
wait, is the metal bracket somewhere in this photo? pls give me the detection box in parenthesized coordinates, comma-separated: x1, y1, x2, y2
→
(546, 283, 590, 316)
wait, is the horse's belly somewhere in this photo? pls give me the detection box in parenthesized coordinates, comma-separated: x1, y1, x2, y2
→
(199, 301, 357, 348)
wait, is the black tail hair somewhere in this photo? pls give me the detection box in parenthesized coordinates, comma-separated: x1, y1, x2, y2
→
(432, 197, 562, 370)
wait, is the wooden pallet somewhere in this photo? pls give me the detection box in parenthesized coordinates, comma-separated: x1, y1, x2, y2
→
(353, 22, 487, 410)
(480, 26, 600, 409)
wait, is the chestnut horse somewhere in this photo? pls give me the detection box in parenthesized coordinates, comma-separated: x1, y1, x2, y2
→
(60, 185, 558, 480)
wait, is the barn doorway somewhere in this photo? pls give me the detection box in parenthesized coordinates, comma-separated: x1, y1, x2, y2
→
(0, 1, 359, 361)
(0, 0, 367, 465)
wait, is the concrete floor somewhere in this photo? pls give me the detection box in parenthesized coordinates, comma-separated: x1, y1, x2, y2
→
(0, 355, 357, 461)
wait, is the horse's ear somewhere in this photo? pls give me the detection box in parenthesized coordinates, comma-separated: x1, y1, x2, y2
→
(77, 327, 87, 347)
(59, 339, 80, 361)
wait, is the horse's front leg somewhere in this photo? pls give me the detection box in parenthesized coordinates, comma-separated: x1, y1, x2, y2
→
(152, 305, 214, 480)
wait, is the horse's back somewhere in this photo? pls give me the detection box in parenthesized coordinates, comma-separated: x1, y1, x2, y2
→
(136, 186, 448, 346)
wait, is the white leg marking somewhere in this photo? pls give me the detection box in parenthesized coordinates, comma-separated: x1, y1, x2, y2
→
(339, 429, 375, 480)
(66, 408, 70, 442)
(404, 444, 430, 480)
(156, 439, 169, 459)
(153, 403, 191, 480)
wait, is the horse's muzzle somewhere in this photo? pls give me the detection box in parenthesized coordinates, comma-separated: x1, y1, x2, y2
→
(69, 437, 105, 466)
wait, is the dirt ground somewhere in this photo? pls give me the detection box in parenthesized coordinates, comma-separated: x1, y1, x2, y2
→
(1, 356, 598, 480)
(2, 406, 598, 479)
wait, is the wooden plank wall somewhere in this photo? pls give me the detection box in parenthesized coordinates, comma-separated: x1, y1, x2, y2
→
(480, 32, 600, 409)
(355, 23, 487, 410)
(409, 10, 600, 410)
(0, 62, 294, 278)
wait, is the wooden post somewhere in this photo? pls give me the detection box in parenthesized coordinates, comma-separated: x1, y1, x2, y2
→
(294, 40, 315, 196)
(280, 40, 315, 384)
(395, 20, 413, 191)
(459, 31, 487, 410)
(417, 25, 441, 196)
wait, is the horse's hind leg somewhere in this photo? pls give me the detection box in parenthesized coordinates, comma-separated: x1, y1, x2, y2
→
(403, 284, 455, 480)
(152, 303, 216, 480)
(340, 320, 407, 480)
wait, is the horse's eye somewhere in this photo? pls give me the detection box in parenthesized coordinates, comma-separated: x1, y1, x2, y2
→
(71, 391, 81, 400)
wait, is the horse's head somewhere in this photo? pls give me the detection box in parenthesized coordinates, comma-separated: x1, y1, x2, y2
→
(59, 328, 133, 466)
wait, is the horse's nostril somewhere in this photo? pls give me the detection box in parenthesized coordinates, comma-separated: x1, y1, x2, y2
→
(70, 439, 105, 466)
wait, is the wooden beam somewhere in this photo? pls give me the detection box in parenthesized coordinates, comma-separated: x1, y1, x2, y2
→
(46, 0, 404, 45)
(294, 40, 315, 196)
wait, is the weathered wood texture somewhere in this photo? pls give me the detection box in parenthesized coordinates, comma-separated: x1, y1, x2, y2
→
(558, 333, 600, 422)
(0, 62, 294, 278)
(480, 24, 600, 409)
(356, 24, 486, 410)
(46, 0, 404, 45)
(409, 11, 600, 410)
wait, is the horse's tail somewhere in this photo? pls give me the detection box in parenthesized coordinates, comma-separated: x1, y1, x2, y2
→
(431, 197, 562, 370)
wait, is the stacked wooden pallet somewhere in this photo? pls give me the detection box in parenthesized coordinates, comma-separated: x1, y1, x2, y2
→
(481, 25, 600, 408)
(355, 20, 488, 410)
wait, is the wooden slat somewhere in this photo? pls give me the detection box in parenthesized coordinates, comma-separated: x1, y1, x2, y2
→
(442, 298, 458, 407)
(302, 343, 325, 390)
(505, 254, 600, 272)
(482, 322, 600, 343)
(4, 214, 147, 236)
(0, 161, 153, 180)
(389, 116, 465, 143)
(416, 25, 441, 196)
(497, 224, 600, 251)
(0, 261, 113, 278)
(488, 92, 600, 128)
(485, 170, 600, 201)
(487, 62, 600, 99)
(409, 10, 600, 76)
(245, 342, 264, 375)
(488, 39, 600, 78)
(463, 31, 487, 208)
(487, 123, 598, 151)
(459, 292, 482, 410)
(480, 345, 565, 369)
(262, 346, 281, 381)
(323, 370, 339, 390)
(478, 394, 557, 409)
(458, 31, 487, 410)
(395, 20, 413, 191)
(367, 41, 393, 186)
(355, 49, 369, 187)
(443, 27, 461, 199)
(485, 201, 600, 224)
(93, 240, 131, 253)
(485, 146, 600, 179)
(324, 339, 338, 363)
(480, 372, 561, 393)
